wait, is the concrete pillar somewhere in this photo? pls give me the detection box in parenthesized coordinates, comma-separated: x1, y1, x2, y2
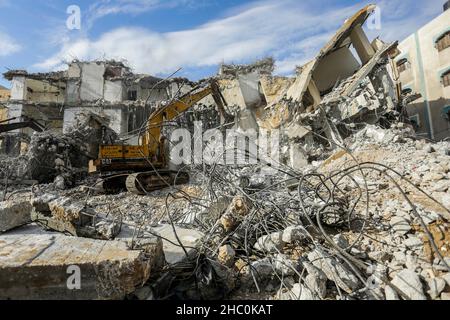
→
(10, 76, 27, 100)
(350, 24, 375, 65)
(308, 80, 322, 108)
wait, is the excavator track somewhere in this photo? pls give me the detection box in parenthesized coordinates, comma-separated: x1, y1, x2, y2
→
(125, 170, 190, 195)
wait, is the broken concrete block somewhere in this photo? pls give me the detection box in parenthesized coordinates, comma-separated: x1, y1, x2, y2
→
(47, 196, 91, 223)
(272, 254, 297, 276)
(308, 249, 359, 294)
(247, 258, 274, 280)
(0, 224, 163, 300)
(426, 278, 446, 300)
(31, 208, 120, 240)
(30, 193, 58, 212)
(403, 236, 423, 249)
(221, 213, 238, 232)
(305, 272, 327, 299)
(0, 200, 32, 233)
(384, 285, 400, 300)
(282, 225, 307, 243)
(218, 244, 236, 267)
(31, 195, 120, 240)
(254, 232, 284, 253)
(220, 196, 250, 232)
(442, 273, 450, 287)
(441, 292, 450, 300)
(391, 269, 427, 300)
(151, 224, 204, 265)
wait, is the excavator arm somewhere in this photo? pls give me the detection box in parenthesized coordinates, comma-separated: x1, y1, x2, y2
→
(143, 79, 228, 162)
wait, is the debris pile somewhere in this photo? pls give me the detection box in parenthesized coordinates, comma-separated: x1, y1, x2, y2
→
(154, 124, 449, 301)
(1, 5, 450, 301)
(0, 112, 116, 189)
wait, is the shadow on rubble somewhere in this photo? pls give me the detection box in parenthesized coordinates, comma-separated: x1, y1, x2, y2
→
(145, 254, 234, 300)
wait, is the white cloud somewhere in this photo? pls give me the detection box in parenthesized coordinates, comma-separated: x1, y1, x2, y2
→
(0, 31, 21, 56)
(367, 0, 445, 42)
(36, 0, 358, 75)
(87, 0, 161, 25)
(275, 33, 334, 74)
(36, 0, 447, 77)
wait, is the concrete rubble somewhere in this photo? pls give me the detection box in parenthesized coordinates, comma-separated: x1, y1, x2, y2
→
(0, 224, 163, 300)
(1, 4, 450, 300)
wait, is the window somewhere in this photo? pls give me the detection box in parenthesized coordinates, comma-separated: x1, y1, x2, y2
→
(409, 115, 420, 130)
(127, 90, 137, 101)
(397, 58, 409, 73)
(436, 32, 450, 52)
(443, 106, 450, 121)
(402, 88, 412, 96)
(442, 70, 450, 87)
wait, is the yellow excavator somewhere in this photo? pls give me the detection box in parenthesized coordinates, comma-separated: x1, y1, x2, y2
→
(89, 79, 230, 194)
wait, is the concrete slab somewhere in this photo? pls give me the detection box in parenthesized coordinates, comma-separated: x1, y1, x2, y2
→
(31, 195, 121, 240)
(0, 224, 163, 300)
(0, 200, 32, 233)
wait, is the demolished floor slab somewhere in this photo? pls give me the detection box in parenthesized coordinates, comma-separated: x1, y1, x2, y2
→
(0, 224, 163, 300)
(0, 200, 32, 233)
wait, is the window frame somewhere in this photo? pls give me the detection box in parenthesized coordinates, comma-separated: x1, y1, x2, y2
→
(436, 32, 450, 52)
(397, 58, 409, 73)
(127, 90, 138, 101)
(442, 70, 450, 88)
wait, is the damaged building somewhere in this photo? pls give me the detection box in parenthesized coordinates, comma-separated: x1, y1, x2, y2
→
(1, 60, 194, 154)
(395, 5, 450, 140)
(1, 4, 450, 301)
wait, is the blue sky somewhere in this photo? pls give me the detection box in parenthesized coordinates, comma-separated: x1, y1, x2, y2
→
(0, 0, 447, 88)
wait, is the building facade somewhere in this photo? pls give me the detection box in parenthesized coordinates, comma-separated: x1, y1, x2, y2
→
(1, 61, 192, 154)
(396, 6, 450, 140)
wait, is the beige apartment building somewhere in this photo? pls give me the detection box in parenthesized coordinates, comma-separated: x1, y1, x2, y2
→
(396, 3, 450, 140)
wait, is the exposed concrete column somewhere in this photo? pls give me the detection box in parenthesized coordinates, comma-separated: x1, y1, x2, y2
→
(308, 80, 322, 108)
(350, 24, 375, 65)
(10, 76, 27, 100)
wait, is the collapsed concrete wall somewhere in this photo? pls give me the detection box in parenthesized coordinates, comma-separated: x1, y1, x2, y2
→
(64, 106, 126, 135)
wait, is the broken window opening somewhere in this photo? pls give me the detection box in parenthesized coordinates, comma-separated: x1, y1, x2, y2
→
(401, 88, 412, 96)
(442, 70, 450, 88)
(436, 31, 450, 52)
(258, 81, 268, 107)
(104, 66, 123, 79)
(397, 58, 409, 73)
(301, 89, 315, 110)
(128, 90, 138, 101)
